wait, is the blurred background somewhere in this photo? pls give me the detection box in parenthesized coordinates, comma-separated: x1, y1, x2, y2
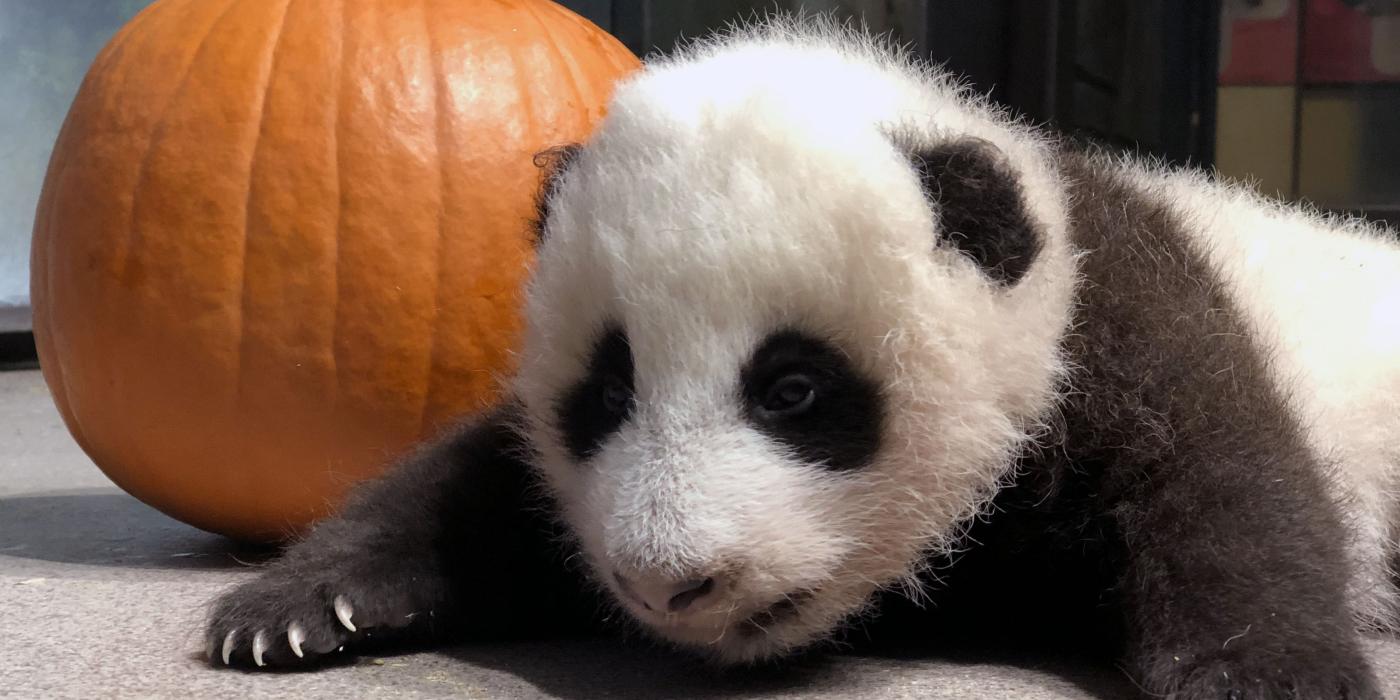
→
(2, 0, 1397, 367)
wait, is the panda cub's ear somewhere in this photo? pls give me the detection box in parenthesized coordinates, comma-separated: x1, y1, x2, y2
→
(530, 143, 584, 246)
(905, 138, 1043, 285)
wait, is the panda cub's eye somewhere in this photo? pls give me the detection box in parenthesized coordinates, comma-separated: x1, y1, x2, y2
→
(558, 325, 634, 461)
(757, 374, 817, 418)
(601, 374, 633, 415)
(741, 330, 884, 471)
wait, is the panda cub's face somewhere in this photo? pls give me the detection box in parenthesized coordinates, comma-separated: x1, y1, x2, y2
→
(513, 43, 1069, 662)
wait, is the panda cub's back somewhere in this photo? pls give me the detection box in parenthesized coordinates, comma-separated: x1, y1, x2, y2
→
(1046, 150, 1400, 635)
(1113, 158, 1400, 630)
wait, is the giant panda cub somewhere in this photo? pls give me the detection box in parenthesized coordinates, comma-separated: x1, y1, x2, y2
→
(205, 20, 1400, 698)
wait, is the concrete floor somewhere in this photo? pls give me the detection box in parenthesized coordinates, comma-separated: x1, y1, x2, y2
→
(3, 367, 1398, 699)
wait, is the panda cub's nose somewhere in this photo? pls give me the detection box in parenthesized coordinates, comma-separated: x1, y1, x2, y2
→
(615, 572, 717, 614)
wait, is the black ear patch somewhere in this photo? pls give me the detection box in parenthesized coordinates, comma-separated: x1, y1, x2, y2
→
(530, 144, 584, 247)
(909, 139, 1043, 285)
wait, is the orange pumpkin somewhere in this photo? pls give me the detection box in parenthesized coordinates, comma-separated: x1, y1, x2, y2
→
(30, 0, 639, 541)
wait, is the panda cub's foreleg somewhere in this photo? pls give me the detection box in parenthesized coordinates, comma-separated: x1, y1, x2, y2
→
(1110, 447, 1382, 698)
(205, 403, 582, 668)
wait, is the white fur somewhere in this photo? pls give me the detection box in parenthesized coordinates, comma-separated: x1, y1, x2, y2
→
(512, 19, 1400, 661)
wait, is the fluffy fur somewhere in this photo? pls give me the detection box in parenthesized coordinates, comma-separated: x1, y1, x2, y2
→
(512, 22, 1078, 661)
(204, 19, 1399, 698)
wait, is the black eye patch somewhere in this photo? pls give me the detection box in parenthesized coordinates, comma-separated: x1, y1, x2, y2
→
(740, 330, 885, 471)
(558, 325, 634, 461)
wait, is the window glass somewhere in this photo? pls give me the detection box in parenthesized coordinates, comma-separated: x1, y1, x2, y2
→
(0, 1, 154, 329)
(1218, 0, 1400, 226)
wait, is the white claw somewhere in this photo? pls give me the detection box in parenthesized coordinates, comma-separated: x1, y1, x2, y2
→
(287, 622, 305, 658)
(252, 630, 268, 667)
(333, 595, 356, 632)
(221, 630, 237, 666)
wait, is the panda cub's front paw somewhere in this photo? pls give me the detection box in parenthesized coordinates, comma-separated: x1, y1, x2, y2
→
(206, 572, 425, 669)
(1139, 647, 1382, 700)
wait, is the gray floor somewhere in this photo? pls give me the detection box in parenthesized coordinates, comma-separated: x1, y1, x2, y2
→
(3, 368, 1398, 699)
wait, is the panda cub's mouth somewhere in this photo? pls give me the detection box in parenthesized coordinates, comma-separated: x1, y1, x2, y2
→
(740, 589, 817, 634)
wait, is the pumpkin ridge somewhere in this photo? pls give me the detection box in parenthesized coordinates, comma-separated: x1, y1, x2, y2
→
(539, 0, 608, 110)
(234, 0, 297, 404)
(520, 0, 587, 120)
(417, 0, 450, 435)
(122, 0, 241, 283)
(502, 11, 544, 210)
(93, 0, 200, 275)
(36, 143, 82, 452)
(328, 0, 349, 411)
(41, 1, 143, 452)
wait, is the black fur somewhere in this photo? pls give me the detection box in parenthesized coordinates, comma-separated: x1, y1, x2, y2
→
(557, 325, 635, 461)
(530, 144, 584, 246)
(205, 403, 597, 668)
(739, 329, 884, 471)
(908, 138, 1043, 285)
(1050, 153, 1377, 698)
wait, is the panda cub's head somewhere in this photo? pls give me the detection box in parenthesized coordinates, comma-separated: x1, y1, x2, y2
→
(513, 25, 1077, 663)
